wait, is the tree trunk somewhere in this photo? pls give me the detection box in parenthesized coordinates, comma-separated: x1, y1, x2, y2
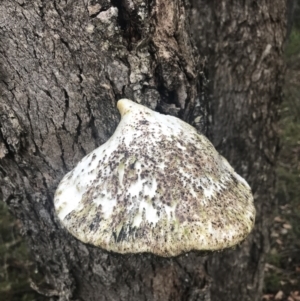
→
(0, 1, 210, 300)
(0, 1, 286, 301)
(191, 1, 286, 301)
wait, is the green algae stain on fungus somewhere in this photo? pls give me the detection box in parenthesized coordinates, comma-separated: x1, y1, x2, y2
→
(56, 204, 65, 216)
(55, 190, 63, 196)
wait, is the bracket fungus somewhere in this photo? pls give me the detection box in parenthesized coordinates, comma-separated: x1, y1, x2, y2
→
(54, 98, 255, 257)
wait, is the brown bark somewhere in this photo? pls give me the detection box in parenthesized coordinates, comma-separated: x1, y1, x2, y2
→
(0, 0, 286, 300)
(191, 1, 286, 301)
(0, 1, 209, 300)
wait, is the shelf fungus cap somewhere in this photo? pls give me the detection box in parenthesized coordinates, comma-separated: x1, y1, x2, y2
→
(54, 99, 255, 257)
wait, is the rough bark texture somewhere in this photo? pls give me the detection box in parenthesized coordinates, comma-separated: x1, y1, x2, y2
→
(191, 1, 286, 301)
(0, 1, 209, 300)
(0, 0, 286, 301)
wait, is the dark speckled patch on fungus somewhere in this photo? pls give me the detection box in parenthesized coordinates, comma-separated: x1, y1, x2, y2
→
(54, 98, 256, 257)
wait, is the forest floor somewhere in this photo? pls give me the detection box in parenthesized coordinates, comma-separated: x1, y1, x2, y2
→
(263, 27, 300, 301)
(0, 23, 300, 301)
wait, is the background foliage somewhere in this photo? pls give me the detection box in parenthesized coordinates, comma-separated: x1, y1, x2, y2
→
(263, 3, 300, 300)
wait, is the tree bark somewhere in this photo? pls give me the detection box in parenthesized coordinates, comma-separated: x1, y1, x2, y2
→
(191, 1, 286, 301)
(0, 0, 286, 301)
(0, 1, 209, 300)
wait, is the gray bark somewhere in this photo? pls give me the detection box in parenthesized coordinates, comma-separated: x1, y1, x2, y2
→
(191, 1, 286, 301)
(0, 1, 209, 300)
(0, 0, 286, 301)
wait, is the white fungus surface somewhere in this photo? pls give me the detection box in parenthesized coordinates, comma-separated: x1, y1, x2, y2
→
(54, 98, 256, 257)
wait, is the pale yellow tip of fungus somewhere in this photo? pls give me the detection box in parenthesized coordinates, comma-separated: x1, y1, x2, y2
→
(117, 98, 133, 117)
